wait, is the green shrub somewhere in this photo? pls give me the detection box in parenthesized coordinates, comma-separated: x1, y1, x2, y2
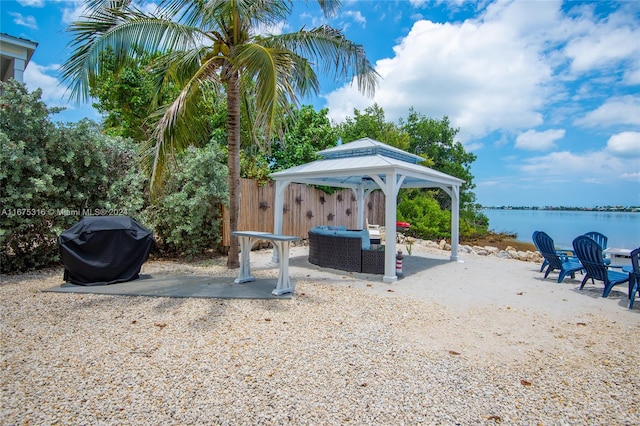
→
(0, 81, 145, 273)
(143, 144, 228, 258)
(397, 189, 483, 241)
(397, 193, 450, 240)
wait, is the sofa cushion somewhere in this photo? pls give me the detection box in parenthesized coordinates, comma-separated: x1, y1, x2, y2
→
(334, 229, 370, 250)
(309, 226, 370, 250)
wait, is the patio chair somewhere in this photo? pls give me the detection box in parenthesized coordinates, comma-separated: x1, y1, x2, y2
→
(532, 231, 548, 272)
(584, 231, 608, 250)
(532, 230, 576, 273)
(628, 247, 640, 309)
(366, 219, 384, 245)
(584, 231, 611, 265)
(572, 235, 629, 298)
(534, 231, 583, 283)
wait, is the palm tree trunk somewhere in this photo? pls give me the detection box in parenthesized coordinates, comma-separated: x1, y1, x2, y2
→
(226, 70, 241, 269)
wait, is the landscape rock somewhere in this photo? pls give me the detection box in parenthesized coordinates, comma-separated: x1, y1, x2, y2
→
(415, 241, 542, 263)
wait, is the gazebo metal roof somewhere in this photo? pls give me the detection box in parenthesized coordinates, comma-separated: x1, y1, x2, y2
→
(270, 137, 463, 282)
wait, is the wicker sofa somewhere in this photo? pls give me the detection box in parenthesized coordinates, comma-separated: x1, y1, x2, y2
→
(308, 230, 385, 274)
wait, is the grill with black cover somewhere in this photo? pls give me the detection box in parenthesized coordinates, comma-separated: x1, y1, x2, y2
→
(58, 216, 154, 285)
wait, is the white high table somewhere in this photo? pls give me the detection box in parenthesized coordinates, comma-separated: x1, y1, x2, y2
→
(232, 231, 301, 296)
(603, 247, 632, 266)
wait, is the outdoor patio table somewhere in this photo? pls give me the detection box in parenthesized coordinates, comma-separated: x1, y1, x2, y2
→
(232, 231, 301, 296)
(604, 247, 632, 267)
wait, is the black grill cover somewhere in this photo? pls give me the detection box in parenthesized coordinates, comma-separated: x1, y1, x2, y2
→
(58, 216, 155, 286)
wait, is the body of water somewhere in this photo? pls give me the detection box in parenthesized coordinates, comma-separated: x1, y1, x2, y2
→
(482, 209, 640, 250)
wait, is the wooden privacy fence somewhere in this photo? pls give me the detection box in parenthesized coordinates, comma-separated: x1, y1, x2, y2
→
(222, 178, 386, 246)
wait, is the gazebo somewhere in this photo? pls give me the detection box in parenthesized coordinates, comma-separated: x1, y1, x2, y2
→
(270, 138, 465, 282)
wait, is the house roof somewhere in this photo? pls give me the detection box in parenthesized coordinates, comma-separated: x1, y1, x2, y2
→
(270, 137, 465, 190)
(0, 33, 38, 83)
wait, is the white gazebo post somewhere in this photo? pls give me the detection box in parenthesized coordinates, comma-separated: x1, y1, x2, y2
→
(371, 172, 406, 283)
(353, 183, 368, 230)
(450, 185, 460, 261)
(383, 174, 398, 282)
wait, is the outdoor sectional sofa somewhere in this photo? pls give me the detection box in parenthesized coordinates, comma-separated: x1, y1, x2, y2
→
(308, 226, 385, 274)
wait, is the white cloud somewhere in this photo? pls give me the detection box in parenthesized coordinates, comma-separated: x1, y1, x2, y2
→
(61, 1, 88, 24)
(23, 62, 69, 108)
(254, 21, 286, 36)
(620, 172, 640, 181)
(9, 12, 38, 30)
(517, 144, 640, 189)
(324, 0, 640, 150)
(515, 129, 565, 151)
(326, 4, 556, 142)
(139, 1, 161, 14)
(574, 95, 640, 128)
(342, 10, 366, 27)
(519, 150, 627, 179)
(563, 7, 640, 75)
(17, 0, 44, 6)
(623, 60, 640, 85)
(606, 132, 640, 157)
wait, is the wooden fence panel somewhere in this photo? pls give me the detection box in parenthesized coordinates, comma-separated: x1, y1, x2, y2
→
(222, 179, 386, 246)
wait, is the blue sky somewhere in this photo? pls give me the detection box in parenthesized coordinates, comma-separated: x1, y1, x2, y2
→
(2, 0, 639, 208)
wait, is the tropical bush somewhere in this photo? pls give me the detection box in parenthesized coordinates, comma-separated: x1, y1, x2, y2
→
(0, 81, 145, 273)
(397, 192, 451, 240)
(143, 144, 228, 258)
(397, 190, 481, 241)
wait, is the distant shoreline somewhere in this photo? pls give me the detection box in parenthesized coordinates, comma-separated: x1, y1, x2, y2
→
(481, 206, 639, 213)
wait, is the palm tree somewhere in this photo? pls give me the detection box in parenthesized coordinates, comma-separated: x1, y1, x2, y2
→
(61, 0, 378, 268)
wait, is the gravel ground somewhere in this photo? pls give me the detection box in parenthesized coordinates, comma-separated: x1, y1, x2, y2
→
(2, 246, 639, 425)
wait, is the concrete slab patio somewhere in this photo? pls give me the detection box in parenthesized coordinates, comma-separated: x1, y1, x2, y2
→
(44, 274, 293, 299)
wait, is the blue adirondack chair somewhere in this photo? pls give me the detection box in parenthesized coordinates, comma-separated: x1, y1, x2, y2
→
(572, 235, 629, 297)
(584, 231, 611, 265)
(584, 231, 608, 250)
(532, 231, 548, 272)
(532, 231, 575, 273)
(628, 247, 640, 309)
(534, 231, 583, 283)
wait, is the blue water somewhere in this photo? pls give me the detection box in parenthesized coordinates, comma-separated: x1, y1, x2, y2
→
(482, 209, 640, 250)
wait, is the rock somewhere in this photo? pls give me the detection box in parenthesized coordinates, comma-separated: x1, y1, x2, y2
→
(424, 240, 440, 249)
(459, 245, 473, 254)
(418, 240, 544, 264)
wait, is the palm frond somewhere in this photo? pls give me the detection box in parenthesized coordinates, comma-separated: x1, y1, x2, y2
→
(147, 45, 219, 107)
(61, 3, 206, 102)
(236, 43, 308, 143)
(311, 0, 341, 18)
(263, 25, 379, 97)
(144, 58, 222, 194)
